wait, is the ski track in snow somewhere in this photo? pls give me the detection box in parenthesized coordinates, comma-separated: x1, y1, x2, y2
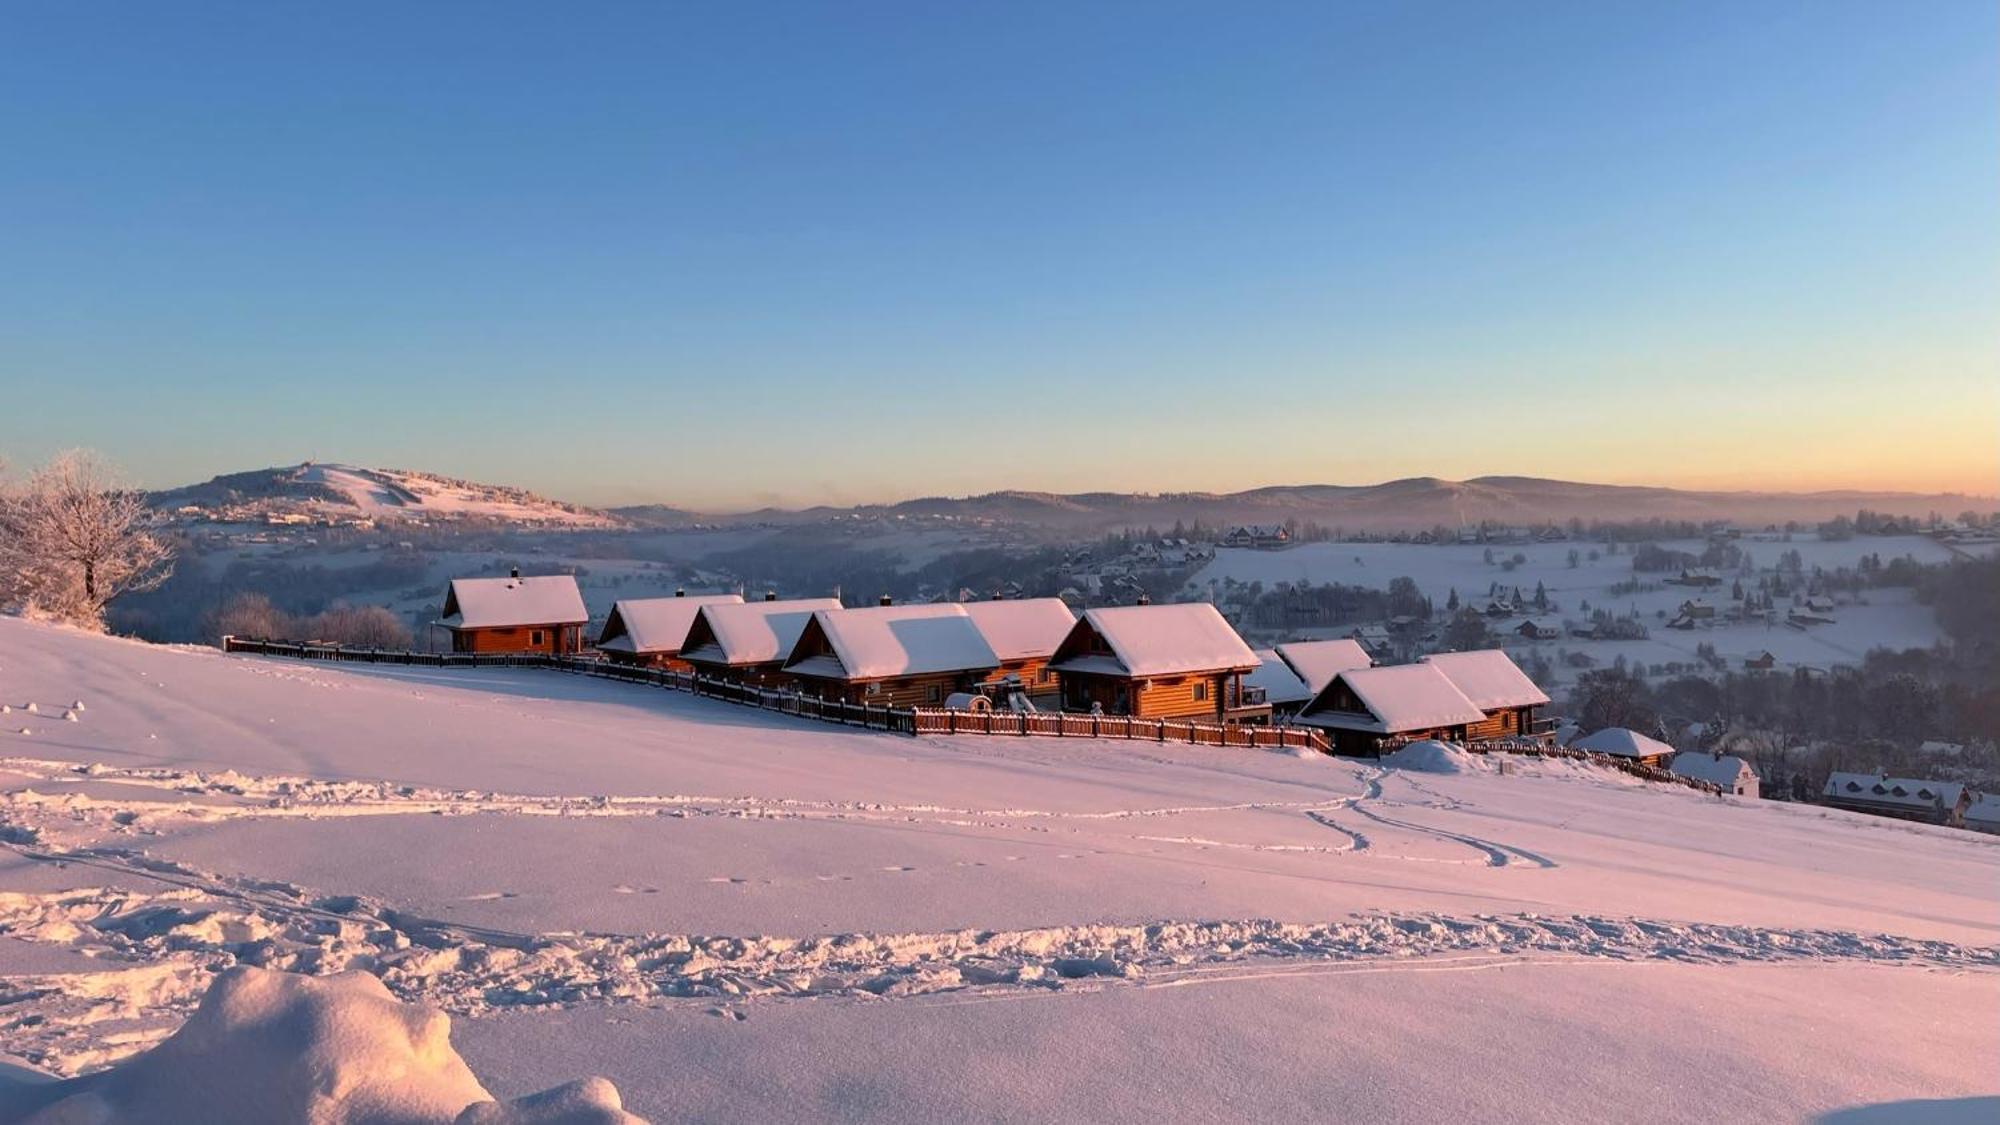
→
(3, 756, 1998, 1077)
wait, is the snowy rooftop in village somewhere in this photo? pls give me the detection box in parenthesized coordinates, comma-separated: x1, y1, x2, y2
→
(1669, 751, 1756, 789)
(959, 598, 1077, 662)
(1272, 639, 1373, 695)
(439, 575, 588, 629)
(1571, 727, 1677, 760)
(1300, 663, 1488, 733)
(1245, 649, 1313, 707)
(1053, 603, 1260, 678)
(679, 597, 843, 666)
(786, 604, 1001, 680)
(595, 594, 743, 654)
(1421, 649, 1551, 710)
(1823, 772, 1967, 810)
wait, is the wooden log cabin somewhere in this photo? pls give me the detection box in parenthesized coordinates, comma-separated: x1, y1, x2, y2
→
(1419, 650, 1550, 740)
(960, 597, 1076, 706)
(1293, 662, 1489, 756)
(1243, 639, 1375, 719)
(782, 603, 999, 706)
(593, 591, 744, 670)
(677, 597, 843, 688)
(1046, 604, 1269, 723)
(437, 571, 589, 655)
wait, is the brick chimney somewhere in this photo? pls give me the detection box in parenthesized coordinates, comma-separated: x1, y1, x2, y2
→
(1136, 592, 1151, 605)
(765, 590, 778, 602)
(675, 587, 685, 598)
(879, 594, 893, 606)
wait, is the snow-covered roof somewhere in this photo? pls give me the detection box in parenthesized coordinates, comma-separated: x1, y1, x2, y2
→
(1051, 604, 1259, 678)
(1421, 650, 1550, 711)
(960, 598, 1076, 662)
(440, 575, 587, 629)
(680, 598, 843, 666)
(1822, 772, 1966, 811)
(786, 604, 999, 680)
(1271, 640, 1373, 695)
(1571, 728, 1676, 760)
(1298, 664, 1486, 734)
(1966, 793, 2000, 826)
(594, 594, 743, 654)
(1670, 752, 1755, 788)
(1245, 649, 1313, 707)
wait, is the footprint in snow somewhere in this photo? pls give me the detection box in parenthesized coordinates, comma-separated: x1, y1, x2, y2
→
(882, 865, 916, 873)
(705, 876, 748, 885)
(611, 885, 660, 895)
(463, 891, 519, 901)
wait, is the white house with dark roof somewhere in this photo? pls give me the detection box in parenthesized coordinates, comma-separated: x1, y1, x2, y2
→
(1670, 751, 1760, 798)
(594, 592, 743, 669)
(1048, 603, 1267, 722)
(438, 571, 589, 654)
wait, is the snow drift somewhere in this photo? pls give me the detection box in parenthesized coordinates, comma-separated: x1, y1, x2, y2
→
(1380, 740, 1481, 775)
(0, 967, 645, 1124)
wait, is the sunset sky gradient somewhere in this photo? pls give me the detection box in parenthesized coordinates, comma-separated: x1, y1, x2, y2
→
(1, 1, 1994, 509)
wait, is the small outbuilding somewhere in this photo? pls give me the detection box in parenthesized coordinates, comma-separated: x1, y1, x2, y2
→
(438, 572, 589, 654)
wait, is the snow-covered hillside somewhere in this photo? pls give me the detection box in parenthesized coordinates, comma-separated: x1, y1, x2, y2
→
(0, 617, 1994, 1122)
(152, 462, 621, 528)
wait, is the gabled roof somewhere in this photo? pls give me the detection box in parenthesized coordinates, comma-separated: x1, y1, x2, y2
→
(1421, 650, 1551, 711)
(594, 594, 743, 654)
(1049, 604, 1259, 678)
(1965, 793, 2000, 826)
(1571, 727, 1675, 760)
(785, 604, 999, 681)
(960, 598, 1076, 662)
(680, 598, 843, 667)
(1245, 649, 1313, 707)
(1297, 664, 1486, 734)
(1670, 752, 1756, 788)
(1272, 639, 1373, 695)
(440, 575, 588, 629)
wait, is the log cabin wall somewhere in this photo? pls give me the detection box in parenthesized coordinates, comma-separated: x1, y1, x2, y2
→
(451, 625, 581, 655)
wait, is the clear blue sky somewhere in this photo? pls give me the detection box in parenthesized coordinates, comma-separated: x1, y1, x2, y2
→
(2, 1, 1994, 509)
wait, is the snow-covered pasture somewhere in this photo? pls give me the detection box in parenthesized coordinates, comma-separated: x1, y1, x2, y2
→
(0, 617, 1995, 1122)
(1191, 535, 1978, 677)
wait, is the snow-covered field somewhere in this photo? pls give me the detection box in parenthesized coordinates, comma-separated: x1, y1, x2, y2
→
(1, 617, 1995, 1122)
(1192, 534, 1984, 679)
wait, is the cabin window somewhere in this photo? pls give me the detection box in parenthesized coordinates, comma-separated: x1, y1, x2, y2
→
(927, 684, 942, 703)
(1192, 681, 1208, 702)
(1038, 667, 1054, 684)
(530, 630, 546, 646)
(867, 681, 883, 696)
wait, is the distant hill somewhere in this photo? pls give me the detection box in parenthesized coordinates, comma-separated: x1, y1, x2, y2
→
(675, 477, 1991, 534)
(154, 462, 1989, 535)
(150, 463, 622, 528)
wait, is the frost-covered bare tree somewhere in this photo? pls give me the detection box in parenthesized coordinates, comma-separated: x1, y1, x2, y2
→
(0, 450, 175, 628)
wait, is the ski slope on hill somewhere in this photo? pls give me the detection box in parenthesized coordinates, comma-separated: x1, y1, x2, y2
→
(0, 617, 1995, 1122)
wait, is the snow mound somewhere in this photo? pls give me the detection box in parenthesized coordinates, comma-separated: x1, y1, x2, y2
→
(1381, 740, 1482, 774)
(5, 967, 645, 1124)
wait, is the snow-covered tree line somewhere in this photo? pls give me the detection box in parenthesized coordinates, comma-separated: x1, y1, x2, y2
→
(0, 449, 176, 629)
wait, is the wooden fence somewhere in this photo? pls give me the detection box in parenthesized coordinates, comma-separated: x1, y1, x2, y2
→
(1377, 731, 1723, 795)
(910, 708, 1330, 753)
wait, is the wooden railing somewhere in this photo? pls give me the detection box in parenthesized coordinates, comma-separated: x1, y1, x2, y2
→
(910, 708, 1329, 753)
